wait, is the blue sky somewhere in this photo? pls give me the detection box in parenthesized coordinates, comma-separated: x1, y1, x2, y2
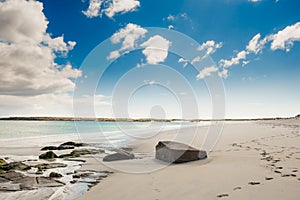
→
(0, 0, 299, 118)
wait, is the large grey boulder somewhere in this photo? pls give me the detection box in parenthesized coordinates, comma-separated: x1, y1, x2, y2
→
(155, 141, 207, 163)
(103, 150, 135, 162)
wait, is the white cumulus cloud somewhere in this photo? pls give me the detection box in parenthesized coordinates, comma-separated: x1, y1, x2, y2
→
(140, 35, 172, 65)
(196, 66, 218, 80)
(83, 0, 140, 18)
(111, 23, 147, 50)
(107, 23, 147, 60)
(0, 0, 80, 96)
(82, 0, 103, 18)
(246, 33, 262, 54)
(198, 40, 222, 57)
(270, 22, 300, 52)
(219, 50, 248, 68)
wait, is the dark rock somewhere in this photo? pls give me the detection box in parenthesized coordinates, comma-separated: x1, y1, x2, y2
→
(73, 174, 80, 179)
(49, 172, 63, 178)
(59, 141, 85, 147)
(0, 158, 7, 165)
(59, 149, 103, 158)
(57, 145, 75, 150)
(36, 177, 65, 187)
(265, 177, 274, 181)
(35, 170, 43, 175)
(34, 163, 67, 170)
(73, 172, 93, 179)
(39, 151, 58, 160)
(0, 171, 25, 181)
(41, 146, 58, 151)
(0, 161, 31, 171)
(40, 142, 85, 151)
(63, 158, 86, 162)
(155, 141, 207, 163)
(103, 150, 135, 162)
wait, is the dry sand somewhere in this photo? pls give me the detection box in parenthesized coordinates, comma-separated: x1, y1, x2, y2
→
(76, 119, 300, 200)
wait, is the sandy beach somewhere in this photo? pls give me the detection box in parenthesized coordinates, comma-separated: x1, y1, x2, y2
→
(76, 119, 300, 200)
(0, 119, 299, 200)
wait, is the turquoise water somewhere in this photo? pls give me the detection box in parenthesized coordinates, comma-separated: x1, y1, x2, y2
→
(0, 120, 192, 139)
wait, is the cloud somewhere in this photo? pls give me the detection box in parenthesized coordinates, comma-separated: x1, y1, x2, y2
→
(196, 66, 218, 79)
(82, 0, 103, 18)
(168, 25, 174, 30)
(107, 50, 121, 60)
(218, 69, 228, 79)
(219, 33, 269, 68)
(140, 35, 172, 64)
(0, 93, 112, 117)
(105, 0, 140, 18)
(83, 0, 140, 18)
(178, 58, 188, 67)
(246, 33, 262, 54)
(164, 13, 191, 23)
(217, 21, 300, 79)
(198, 40, 223, 55)
(191, 56, 201, 65)
(219, 50, 248, 68)
(107, 23, 147, 60)
(193, 40, 223, 63)
(143, 80, 155, 86)
(43, 34, 76, 55)
(111, 23, 147, 50)
(270, 22, 300, 52)
(219, 21, 300, 71)
(0, 0, 80, 96)
(248, 0, 261, 2)
(166, 14, 175, 21)
(0, 0, 47, 44)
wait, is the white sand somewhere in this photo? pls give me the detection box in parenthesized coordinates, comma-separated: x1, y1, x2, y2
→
(76, 119, 300, 200)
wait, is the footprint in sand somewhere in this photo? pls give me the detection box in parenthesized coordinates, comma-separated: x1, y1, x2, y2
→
(248, 181, 261, 185)
(274, 170, 281, 174)
(217, 194, 229, 198)
(233, 186, 242, 190)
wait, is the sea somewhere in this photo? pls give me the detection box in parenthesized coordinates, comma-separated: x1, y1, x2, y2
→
(0, 120, 198, 140)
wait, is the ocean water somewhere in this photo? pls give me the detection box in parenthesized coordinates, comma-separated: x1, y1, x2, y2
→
(0, 120, 196, 140)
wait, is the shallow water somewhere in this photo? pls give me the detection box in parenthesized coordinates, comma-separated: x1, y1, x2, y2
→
(0, 120, 194, 139)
